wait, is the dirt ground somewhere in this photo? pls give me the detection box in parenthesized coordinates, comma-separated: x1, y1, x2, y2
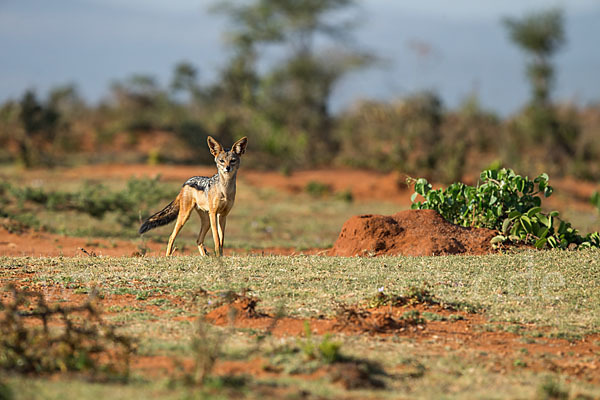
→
(1, 164, 598, 258)
(330, 209, 498, 256)
(2, 165, 600, 394)
(2, 275, 598, 386)
(0, 225, 324, 257)
(204, 296, 600, 384)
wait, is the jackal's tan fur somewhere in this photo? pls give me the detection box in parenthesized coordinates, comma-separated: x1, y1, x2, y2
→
(139, 136, 248, 256)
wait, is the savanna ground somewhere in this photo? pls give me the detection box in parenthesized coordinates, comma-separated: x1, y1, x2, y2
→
(1, 164, 600, 399)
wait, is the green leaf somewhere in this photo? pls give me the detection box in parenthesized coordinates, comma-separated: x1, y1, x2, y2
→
(414, 178, 431, 195)
(520, 216, 533, 232)
(526, 207, 542, 218)
(558, 221, 567, 234)
(502, 218, 512, 234)
(536, 213, 549, 227)
(491, 235, 506, 244)
(531, 221, 541, 237)
(591, 191, 600, 210)
(534, 237, 547, 249)
(410, 192, 418, 203)
(508, 210, 521, 219)
(510, 224, 521, 236)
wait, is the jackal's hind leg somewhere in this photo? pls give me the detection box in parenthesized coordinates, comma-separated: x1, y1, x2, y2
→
(196, 210, 210, 256)
(166, 204, 193, 256)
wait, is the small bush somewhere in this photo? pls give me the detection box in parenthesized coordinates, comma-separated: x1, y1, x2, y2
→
(301, 322, 342, 364)
(0, 177, 177, 228)
(0, 285, 134, 379)
(410, 168, 600, 249)
(305, 181, 332, 197)
(367, 286, 440, 308)
(591, 191, 600, 214)
(536, 377, 568, 400)
(0, 381, 12, 400)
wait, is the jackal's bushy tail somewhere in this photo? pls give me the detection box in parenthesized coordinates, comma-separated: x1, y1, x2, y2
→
(139, 195, 180, 234)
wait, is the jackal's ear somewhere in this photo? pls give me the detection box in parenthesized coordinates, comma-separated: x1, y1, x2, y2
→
(232, 136, 248, 155)
(207, 136, 223, 157)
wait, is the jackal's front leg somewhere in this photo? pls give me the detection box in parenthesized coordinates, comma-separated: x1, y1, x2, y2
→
(217, 214, 227, 254)
(209, 212, 222, 256)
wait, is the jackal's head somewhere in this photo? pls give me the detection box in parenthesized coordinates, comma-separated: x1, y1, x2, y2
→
(207, 136, 248, 176)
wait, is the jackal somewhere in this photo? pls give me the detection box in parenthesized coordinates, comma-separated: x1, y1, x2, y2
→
(139, 136, 248, 256)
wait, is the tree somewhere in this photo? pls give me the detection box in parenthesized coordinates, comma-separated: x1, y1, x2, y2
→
(503, 9, 565, 106)
(213, 0, 374, 164)
(7, 90, 60, 167)
(109, 74, 171, 131)
(170, 62, 202, 102)
(110, 75, 162, 109)
(503, 9, 578, 172)
(210, 1, 276, 104)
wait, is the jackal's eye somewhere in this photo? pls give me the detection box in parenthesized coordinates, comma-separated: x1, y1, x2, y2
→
(219, 159, 225, 164)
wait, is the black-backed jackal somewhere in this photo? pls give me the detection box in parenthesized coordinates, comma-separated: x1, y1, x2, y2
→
(139, 136, 248, 256)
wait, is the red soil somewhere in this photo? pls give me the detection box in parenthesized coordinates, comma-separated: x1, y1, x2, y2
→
(0, 226, 322, 257)
(330, 209, 497, 257)
(202, 296, 600, 383)
(2, 165, 598, 258)
(2, 164, 600, 386)
(48, 164, 412, 204)
(205, 296, 453, 337)
(2, 272, 599, 385)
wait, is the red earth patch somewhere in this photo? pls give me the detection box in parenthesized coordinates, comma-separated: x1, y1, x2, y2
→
(330, 209, 497, 256)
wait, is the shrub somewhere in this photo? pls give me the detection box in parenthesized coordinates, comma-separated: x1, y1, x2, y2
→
(0, 285, 134, 378)
(305, 181, 332, 197)
(591, 191, 600, 214)
(410, 168, 600, 249)
(1, 177, 176, 228)
(301, 322, 342, 364)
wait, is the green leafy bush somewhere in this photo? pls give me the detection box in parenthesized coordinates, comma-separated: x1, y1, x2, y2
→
(410, 168, 600, 249)
(301, 322, 342, 364)
(0, 177, 176, 228)
(592, 191, 600, 214)
(305, 181, 332, 197)
(0, 285, 134, 378)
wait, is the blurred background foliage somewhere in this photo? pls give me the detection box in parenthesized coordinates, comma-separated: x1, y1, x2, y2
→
(0, 2, 598, 182)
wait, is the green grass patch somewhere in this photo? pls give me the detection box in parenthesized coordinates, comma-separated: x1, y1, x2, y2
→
(2, 250, 600, 334)
(2, 250, 600, 399)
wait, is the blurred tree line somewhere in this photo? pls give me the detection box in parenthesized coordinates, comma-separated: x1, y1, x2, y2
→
(0, 3, 599, 182)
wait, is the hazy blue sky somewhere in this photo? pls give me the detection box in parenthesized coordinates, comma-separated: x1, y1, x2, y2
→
(1, 0, 599, 115)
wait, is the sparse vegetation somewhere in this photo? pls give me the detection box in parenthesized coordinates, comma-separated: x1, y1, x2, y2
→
(1, 2, 600, 399)
(0, 176, 176, 233)
(0, 285, 134, 378)
(1, 252, 600, 398)
(592, 191, 600, 214)
(301, 323, 342, 364)
(1, 6, 600, 182)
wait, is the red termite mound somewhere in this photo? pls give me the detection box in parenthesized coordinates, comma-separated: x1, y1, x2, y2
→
(330, 209, 497, 257)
